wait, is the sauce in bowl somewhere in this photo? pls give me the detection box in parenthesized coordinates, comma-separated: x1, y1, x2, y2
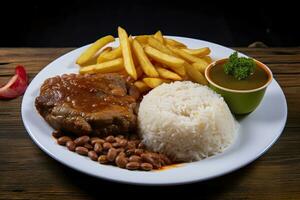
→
(209, 63, 269, 90)
(205, 58, 273, 114)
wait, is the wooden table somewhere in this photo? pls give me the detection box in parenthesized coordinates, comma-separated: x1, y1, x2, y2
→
(0, 48, 299, 199)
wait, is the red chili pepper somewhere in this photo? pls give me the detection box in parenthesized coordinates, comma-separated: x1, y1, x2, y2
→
(0, 65, 28, 99)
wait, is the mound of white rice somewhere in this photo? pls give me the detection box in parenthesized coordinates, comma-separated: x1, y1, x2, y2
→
(138, 81, 238, 162)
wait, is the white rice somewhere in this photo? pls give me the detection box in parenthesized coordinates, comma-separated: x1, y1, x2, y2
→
(138, 81, 238, 162)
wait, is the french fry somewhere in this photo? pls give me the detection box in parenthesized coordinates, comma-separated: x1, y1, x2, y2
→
(79, 58, 124, 74)
(80, 56, 98, 67)
(164, 38, 187, 48)
(153, 31, 164, 43)
(134, 81, 151, 93)
(132, 39, 159, 77)
(143, 78, 169, 88)
(128, 36, 140, 66)
(118, 27, 137, 80)
(184, 62, 208, 85)
(203, 56, 212, 64)
(76, 35, 115, 66)
(97, 46, 122, 63)
(134, 35, 151, 44)
(101, 47, 113, 53)
(167, 45, 209, 64)
(128, 35, 133, 43)
(192, 60, 209, 74)
(156, 66, 182, 81)
(76, 27, 213, 89)
(171, 66, 186, 77)
(182, 47, 211, 57)
(144, 45, 185, 73)
(155, 62, 186, 77)
(148, 37, 175, 56)
(97, 47, 113, 63)
(119, 66, 143, 80)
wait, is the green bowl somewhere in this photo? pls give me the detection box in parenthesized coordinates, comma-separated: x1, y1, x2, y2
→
(205, 58, 273, 115)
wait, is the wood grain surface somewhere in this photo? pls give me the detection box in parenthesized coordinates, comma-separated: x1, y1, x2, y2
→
(0, 48, 299, 200)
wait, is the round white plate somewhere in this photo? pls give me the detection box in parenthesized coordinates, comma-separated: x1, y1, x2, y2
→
(21, 36, 287, 185)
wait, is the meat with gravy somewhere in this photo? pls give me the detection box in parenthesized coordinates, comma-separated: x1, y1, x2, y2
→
(35, 73, 140, 136)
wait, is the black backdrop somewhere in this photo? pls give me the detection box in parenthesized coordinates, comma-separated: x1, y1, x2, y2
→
(1, 0, 299, 47)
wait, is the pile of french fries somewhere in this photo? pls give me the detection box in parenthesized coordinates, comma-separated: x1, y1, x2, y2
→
(76, 27, 212, 93)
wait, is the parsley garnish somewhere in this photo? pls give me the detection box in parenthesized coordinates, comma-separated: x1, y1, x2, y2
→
(224, 52, 255, 80)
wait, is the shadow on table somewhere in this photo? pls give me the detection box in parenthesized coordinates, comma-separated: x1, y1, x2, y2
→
(55, 159, 257, 199)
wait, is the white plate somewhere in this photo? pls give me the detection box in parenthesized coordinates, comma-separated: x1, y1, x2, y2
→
(21, 36, 287, 185)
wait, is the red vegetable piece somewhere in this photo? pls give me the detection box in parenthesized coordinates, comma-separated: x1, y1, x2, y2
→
(0, 65, 28, 99)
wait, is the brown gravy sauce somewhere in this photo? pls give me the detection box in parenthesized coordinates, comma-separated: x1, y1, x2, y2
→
(41, 74, 136, 113)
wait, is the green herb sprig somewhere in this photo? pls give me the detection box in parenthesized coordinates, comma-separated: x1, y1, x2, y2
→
(223, 52, 255, 80)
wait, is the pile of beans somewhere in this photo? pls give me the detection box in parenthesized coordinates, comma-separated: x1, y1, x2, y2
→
(52, 130, 172, 171)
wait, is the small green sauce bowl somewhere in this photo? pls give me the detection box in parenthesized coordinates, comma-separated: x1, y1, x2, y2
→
(205, 58, 273, 115)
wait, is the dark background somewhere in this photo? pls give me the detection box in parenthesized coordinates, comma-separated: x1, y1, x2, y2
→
(1, 0, 299, 47)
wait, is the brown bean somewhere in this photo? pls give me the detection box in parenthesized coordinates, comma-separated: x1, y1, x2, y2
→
(152, 162, 161, 169)
(57, 136, 72, 145)
(105, 135, 115, 143)
(115, 155, 128, 168)
(141, 153, 155, 164)
(52, 130, 63, 138)
(117, 135, 125, 139)
(74, 136, 90, 146)
(91, 138, 105, 146)
(125, 149, 135, 157)
(127, 141, 136, 149)
(94, 142, 103, 154)
(149, 152, 160, 160)
(90, 137, 100, 141)
(66, 140, 76, 151)
(112, 142, 121, 148)
(141, 153, 151, 161)
(75, 146, 88, 156)
(119, 139, 128, 147)
(107, 148, 117, 162)
(61, 133, 172, 171)
(141, 153, 161, 169)
(126, 162, 140, 170)
(115, 137, 122, 143)
(150, 153, 163, 168)
(140, 163, 153, 171)
(116, 148, 125, 154)
(129, 155, 142, 163)
(98, 155, 109, 164)
(134, 149, 144, 156)
(84, 143, 93, 150)
(103, 142, 112, 150)
(118, 151, 126, 157)
(159, 154, 172, 165)
(88, 151, 98, 161)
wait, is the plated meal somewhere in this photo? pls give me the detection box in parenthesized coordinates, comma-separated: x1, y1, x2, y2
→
(33, 27, 273, 171)
(21, 27, 287, 184)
